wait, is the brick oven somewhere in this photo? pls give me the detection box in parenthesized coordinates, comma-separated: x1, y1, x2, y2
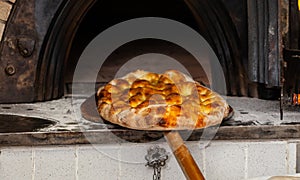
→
(0, 0, 300, 179)
(0, 0, 298, 103)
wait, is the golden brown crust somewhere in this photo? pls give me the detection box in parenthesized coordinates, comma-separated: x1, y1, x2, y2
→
(96, 70, 230, 130)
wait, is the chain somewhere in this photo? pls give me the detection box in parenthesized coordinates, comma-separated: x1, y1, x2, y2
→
(145, 146, 168, 180)
(153, 162, 162, 180)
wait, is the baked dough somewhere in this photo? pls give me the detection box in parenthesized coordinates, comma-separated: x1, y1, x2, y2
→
(96, 70, 230, 130)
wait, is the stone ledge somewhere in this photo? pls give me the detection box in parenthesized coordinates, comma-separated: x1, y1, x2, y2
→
(0, 96, 299, 146)
(1, 124, 300, 147)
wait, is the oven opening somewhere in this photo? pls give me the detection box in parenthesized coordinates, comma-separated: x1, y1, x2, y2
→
(64, 0, 247, 98)
(2, 0, 286, 103)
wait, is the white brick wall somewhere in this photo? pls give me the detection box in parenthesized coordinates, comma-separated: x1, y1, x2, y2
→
(287, 143, 297, 174)
(205, 142, 247, 180)
(247, 142, 287, 178)
(77, 145, 121, 180)
(0, 147, 33, 179)
(0, 140, 298, 180)
(34, 146, 76, 180)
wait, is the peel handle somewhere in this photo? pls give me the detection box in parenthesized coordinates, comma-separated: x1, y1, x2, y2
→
(164, 131, 205, 180)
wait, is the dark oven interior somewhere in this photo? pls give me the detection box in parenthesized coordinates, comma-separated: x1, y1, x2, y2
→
(0, 0, 299, 108)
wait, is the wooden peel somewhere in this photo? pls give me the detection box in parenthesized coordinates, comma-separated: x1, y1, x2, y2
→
(81, 96, 205, 180)
(81, 96, 205, 179)
(80, 96, 205, 179)
(81, 95, 234, 180)
(164, 131, 205, 180)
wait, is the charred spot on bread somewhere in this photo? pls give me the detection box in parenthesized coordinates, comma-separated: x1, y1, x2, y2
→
(96, 70, 230, 130)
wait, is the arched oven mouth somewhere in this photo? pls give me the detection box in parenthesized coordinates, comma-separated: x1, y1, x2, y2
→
(0, 0, 299, 130)
(1, 0, 250, 103)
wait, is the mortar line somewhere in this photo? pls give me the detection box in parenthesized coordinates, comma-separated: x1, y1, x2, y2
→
(32, 147, 35, 180)
(203, 145, 206, 177)
(244, 143, 248, 179)
(118, 145, 122, 180)
(286, 142, 294, 174)
(0, 19, 6, 24)
(2, 0, 14, 5)
(75, 145, 79, 180)
(285, 143, 288, 174)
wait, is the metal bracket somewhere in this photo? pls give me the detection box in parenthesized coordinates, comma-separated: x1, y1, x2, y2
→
(145, 145, 168, 168)
(17, 37, 36, 57)
(145, 145, 169, 180)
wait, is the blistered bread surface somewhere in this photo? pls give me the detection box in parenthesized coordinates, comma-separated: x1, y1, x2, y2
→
(97, 70, 229, 130)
